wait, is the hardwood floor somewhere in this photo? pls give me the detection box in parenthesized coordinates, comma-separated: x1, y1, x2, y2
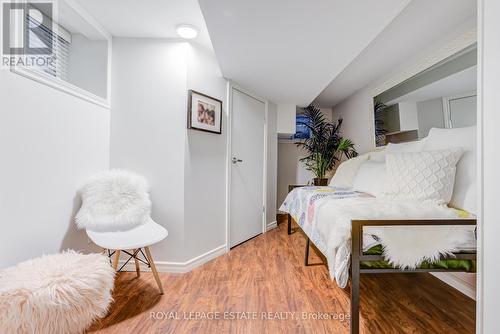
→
(89, 220, 475, 334)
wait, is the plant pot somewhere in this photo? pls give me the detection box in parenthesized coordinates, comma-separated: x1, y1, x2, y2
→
(313, 178, 328, 186)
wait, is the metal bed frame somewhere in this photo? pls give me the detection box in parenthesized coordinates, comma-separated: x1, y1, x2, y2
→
(285, 186, 477, 334)
(350, 218, 476, 334)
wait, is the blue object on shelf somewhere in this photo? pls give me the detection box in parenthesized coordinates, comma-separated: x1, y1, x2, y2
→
(294, 114, 311, 139)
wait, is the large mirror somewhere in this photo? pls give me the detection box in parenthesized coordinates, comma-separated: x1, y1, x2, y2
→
(373, 45, 477, 146)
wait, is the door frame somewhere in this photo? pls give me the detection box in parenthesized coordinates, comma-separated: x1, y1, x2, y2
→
(226, 81, 268, 250)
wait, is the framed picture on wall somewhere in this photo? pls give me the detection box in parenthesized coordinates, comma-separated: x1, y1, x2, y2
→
(187, 90, 223, 134)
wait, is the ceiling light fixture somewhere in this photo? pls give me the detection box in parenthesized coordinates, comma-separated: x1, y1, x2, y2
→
(176, 24, 198, 39)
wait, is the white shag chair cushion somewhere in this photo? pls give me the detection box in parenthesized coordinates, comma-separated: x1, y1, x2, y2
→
(76, 169, 152, 231)
(0, 251, 114, 334)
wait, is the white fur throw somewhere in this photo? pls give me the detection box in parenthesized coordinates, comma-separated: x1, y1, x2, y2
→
(315, 197, 473, 287)
(0, 251, 115, 334)
(76, 169, 152, 231)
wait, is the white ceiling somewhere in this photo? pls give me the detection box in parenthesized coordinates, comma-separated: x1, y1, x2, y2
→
(313, 0, 477, 108)
(198, 0, 411, 106)
(75, 0, 213, 49)
(75, 0, 476, 108)
(57, 2, 104, 40)
(388, 66, 477, 105)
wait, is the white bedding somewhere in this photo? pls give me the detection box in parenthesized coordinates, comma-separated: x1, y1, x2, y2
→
(279, 186, 476, 288)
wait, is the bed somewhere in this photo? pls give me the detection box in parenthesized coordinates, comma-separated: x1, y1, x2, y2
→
(280, 126, 477, 334)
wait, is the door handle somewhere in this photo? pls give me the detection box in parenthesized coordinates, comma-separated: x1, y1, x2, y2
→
(232, 157, 243, 164)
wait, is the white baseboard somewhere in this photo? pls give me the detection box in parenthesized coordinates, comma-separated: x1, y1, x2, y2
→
(118, 244, 227, 274)
(266, 220, 278, 231)
(431, 272, 476, 300)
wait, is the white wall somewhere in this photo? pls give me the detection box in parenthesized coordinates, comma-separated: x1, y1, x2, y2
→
(0, 70, 110, 269)
(110, 38, 188, 262)
(1, 39, 278, 269)
(479, 0, 500, 332)
(332, 88, 375, 153)
(398, 102, 419, 131)
(417, 98, 445, 138)
(277, 142, 313, 207)
(111, 38, 278, 264)
(266, 102, 278, 224)
(277, 104, 296, 134)
(184, 43, 228, 260)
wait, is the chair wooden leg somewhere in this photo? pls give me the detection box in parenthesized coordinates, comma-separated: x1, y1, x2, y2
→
(133, 249, 141, 277)
(112, 250, 121, 271)
(144, 246, 164, 294)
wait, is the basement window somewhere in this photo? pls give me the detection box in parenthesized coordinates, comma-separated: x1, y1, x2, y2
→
(8, 1, 111, 107)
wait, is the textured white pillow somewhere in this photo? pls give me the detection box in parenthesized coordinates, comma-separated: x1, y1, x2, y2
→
(370, 138, 427, 162)
(423, 126, 476, 213)
(368, 149, 386, 162)
(352, 161, 386, 196)
(329, 154, 369, 187)
(384, 148, 463, 204)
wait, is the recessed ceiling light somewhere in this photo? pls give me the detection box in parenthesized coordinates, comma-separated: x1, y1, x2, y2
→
(176, 24, 198, 39)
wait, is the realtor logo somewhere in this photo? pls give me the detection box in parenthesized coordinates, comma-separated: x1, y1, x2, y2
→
(1, 1, 56, 70)
(2, 1, 54, 55)
(2, 1, 53, 55)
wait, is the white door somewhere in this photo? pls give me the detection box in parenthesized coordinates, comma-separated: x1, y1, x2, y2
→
(230, 88, 265, 248)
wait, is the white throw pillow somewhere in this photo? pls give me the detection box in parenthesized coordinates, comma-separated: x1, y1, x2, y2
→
(423, 126, 476, 213)
(352, 161, 386, 196)
(384, 148, 463, 204)
(369, 139, 427, 162)
(329, 154, 369, 187)
(368, 149, 386, 162)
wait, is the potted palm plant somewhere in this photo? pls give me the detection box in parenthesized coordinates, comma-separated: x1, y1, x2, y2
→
(296, 105, 357, 186)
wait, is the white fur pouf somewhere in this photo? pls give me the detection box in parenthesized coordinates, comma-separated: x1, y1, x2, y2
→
(0, 251, 115, 334)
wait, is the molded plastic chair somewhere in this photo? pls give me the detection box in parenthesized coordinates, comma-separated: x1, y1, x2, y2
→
(76, 170, 167, 294)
